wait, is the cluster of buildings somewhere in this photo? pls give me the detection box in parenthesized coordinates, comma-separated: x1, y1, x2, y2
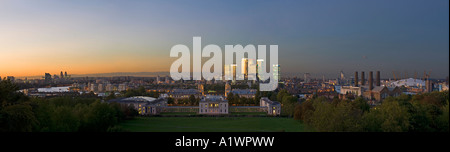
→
(107, 96, 168, 115)
(223, 58, 280, 83)
(7, 67, 449, 116)
(334, 71, 448, 104)
(45, 71, 71, 83)
(106, 94, 280, 116)
(336, 71, 402, 104)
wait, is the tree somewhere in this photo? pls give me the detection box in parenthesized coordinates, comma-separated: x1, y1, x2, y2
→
(294, 100, 314, 121)
(0, 104, 37, 132)
(352, 97, 370, 113)
(436, 101, 449, 132)
(0, 79, 29, 106)
(227, 93, 234, 104)
(277, 89, 288, 102)
(362, 99, 410, 132)
(51, 106, 80, 132)
(167, 97, 175, 104)
(308, 100, 362, 132)
(189, 95, 196, 106)
(105, 92, 117, 101)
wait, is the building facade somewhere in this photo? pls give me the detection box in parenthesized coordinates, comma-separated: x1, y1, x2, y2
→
(108, 96, 168, 115)
(363, 86, 402, 102)
(260, 97, 281, 116)
(198, 95, 229, 114)
(230, 89, 256, 98)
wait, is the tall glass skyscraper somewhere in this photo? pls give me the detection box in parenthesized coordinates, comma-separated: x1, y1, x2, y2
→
(256, 59, 265, 81)
(273, 64, 280, 81)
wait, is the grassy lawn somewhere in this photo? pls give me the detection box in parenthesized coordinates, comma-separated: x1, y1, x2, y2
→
(118, 117, 309, 132)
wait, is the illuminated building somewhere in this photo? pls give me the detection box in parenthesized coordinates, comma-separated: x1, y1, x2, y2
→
(241, 58, 248, 79)
(198, 95, 228, 114)
(273, 64, 280, 81)
(260, 97, 281, 116)
(257, 59, 265, 81)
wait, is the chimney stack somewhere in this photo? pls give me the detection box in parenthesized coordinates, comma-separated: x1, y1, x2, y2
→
(355, 71, 359, 87)
(369, 71, 373, 90)
(361, 71, 365, 86)
(376, 71, 381, 86)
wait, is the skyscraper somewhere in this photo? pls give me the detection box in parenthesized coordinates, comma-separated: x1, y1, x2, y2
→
(248, 59, 256, 80)
(257, 59, 265, 81)
(273, 64, 280, 82)
(45, 73, 52, 83)
(60, 71, 64, 79)
(65, 71, 68, 78)
(241, 58, 248, 80)
(231, 64, 236, 83)
(340, 70, 345, 80)
(224, 64, 233, 81)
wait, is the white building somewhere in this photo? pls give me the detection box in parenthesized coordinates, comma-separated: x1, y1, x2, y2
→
(199, 95, 229, 114)
(390, 78, 425, 87)
(260, 97, 281, 116)
(108, 96, 167, 115)
(338, 86, 363, 96)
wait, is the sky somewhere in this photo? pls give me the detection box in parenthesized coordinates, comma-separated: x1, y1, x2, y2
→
(0, 0, 448, 79)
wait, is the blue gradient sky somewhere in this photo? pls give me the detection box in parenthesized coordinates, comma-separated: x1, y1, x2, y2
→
(0, 0, 448, 78)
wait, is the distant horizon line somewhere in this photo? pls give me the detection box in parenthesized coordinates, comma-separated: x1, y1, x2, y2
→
(6, 71, 448, 80)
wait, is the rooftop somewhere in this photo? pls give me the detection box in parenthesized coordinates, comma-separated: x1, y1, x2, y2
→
(261, 97, 280, 105)
(200, 95, 228, 102)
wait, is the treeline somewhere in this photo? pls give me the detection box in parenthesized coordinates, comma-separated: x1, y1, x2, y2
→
(120, 86, 161, 98)
(0, 79, 137, 132)
(226, 93, 258, 105)
(294, 91, 449, 132)
(172, 95, 200, 106)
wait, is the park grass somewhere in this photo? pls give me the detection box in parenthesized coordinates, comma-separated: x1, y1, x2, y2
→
(118, 117, 309, 132)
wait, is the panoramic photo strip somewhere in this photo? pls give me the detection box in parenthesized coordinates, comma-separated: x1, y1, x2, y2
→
(0, 0, 448, 150)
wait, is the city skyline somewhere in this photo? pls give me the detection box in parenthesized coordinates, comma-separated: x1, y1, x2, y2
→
(1, 0, 448, 78)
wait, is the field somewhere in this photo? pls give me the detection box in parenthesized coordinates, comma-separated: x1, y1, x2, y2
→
(118, 117, 309, 132)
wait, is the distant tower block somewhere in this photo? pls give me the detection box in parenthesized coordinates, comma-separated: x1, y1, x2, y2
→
(369, 71, 373, 90)
(361, 71, 365, 86)
(354, 71, 359, 87)
(376, 71, 381, 86)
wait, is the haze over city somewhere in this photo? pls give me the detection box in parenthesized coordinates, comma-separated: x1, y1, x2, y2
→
(0, 0, 448, 79)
